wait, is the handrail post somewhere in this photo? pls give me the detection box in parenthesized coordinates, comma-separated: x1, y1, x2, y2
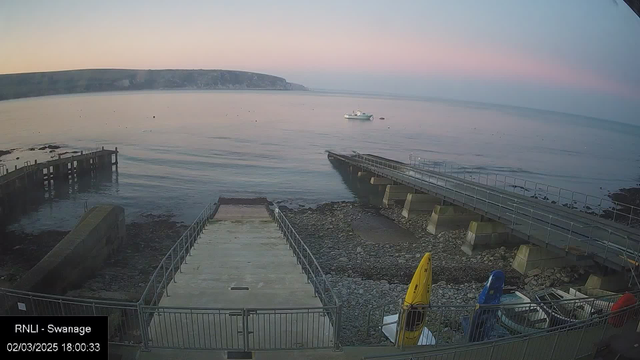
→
(333, 303, 342, 351)
(549, 330, 561, 358)
(572, 320, 588, 359)
(242, 308, 250, 351)
(567, 222, 574, 252)
(138, 300, 150, 351)
(162, 261, 169, 297)
(171, 248, 177, 281)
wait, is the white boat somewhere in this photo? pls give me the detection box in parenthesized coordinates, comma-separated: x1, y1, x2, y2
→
(344, 110, 373, 120)
(381, 314, 436, 346)
(498, 291, 550, 334)
(534, 288, 597, 326)
(568, 286, 621, 314)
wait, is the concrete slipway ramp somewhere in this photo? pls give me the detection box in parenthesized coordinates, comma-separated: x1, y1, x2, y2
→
(145, 198, 335, 354)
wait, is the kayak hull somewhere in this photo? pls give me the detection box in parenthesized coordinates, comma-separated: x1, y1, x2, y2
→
(397, 253, 432, 346)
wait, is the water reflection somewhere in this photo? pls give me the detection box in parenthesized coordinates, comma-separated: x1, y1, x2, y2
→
(1, 167, 118, 230)
(329, 157, 386, 207)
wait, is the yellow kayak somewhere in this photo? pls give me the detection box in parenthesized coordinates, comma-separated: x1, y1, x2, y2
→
(397, 252, 432, 346)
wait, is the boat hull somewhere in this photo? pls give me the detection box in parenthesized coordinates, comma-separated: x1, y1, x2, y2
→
(397, 253, 432, 346)
(498, 292, 550, 334)
(466, 270, 505, 342)
(535, 288, 597, 327)
(344, 115, 373, 120)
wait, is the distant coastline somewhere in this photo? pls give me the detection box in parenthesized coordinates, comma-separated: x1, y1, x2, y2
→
(0, 69, 308, 101)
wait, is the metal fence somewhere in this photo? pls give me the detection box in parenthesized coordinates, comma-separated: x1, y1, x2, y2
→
(360, 289, 630, 349)
(139, 201, 219, 308)
(142, 305, 336, 351)
(408, 154, 640, 227)
(271, 204, 341, 348)
(271, 205, 340, 310)
(0, 287, 141, 345)
(346, 152, 640, 271)
(135, 202, 341, 351)
(362, 300, 640, 360)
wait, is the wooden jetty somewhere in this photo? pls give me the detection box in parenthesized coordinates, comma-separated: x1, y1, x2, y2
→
(0, 147, 118, 219)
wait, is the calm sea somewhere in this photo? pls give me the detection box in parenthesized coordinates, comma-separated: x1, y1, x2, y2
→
(1, 90, 639, 232)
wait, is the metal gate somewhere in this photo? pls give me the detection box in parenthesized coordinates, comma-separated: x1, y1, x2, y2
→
(141, 305, 338, 351)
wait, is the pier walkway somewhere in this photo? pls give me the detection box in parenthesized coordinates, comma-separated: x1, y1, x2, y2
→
(327, 151, 640, 272)
(0, 147, 118, 219)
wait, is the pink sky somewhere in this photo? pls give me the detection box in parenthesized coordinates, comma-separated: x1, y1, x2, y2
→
(1, 23, 636, 101)
(1, 0, 639, 123)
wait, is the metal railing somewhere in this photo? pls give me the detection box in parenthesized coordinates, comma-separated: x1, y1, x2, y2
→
(343, 152, 640, 270)
(136, 202, 340, 351)
(0, 287, 141, 345)
(139, 202, 219, 308)
(0, 200, 341, 351)
(272, 205, 340, 309)
(271, 204, 341, 348)
(362, 299, 640, 360)
(408, 155, 640, 227)
(360, 289, 630, 349)
(141, 305, 337, 350)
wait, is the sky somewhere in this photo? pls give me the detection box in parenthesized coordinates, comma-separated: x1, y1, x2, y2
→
(1, 0, 639, 124)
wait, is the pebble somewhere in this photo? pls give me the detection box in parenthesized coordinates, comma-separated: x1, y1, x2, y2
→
(281, 201, 589, 346)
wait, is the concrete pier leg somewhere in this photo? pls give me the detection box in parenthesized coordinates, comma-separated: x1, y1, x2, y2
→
(402, 193, 441, 218)
(511, 244, 574, 275)
(357, 171, 373, 181)
(461, 221, 522, 255)
(382, 185, 414, 207)
(427, 205, 481, 235)
(370, 177, 394, 185)
(584, 272, 628, 292)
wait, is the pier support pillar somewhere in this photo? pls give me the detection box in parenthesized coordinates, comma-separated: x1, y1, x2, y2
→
(382, 185, 414, 207)
(584, 272, 628, 292)
(402, 193, 441, 218)
(370, 177, 393, 185)
(427, 205, 481, 235)
(511, 244, 573, 275)
(357, 171, 373, 181)
(461, 221, 524, 255)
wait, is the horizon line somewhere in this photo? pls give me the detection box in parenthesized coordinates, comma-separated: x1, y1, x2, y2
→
(309, 87, 640, 129)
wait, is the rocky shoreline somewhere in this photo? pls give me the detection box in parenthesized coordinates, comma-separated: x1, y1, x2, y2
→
(0, 213, 188, 302)
(281, 201, 589, 345)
